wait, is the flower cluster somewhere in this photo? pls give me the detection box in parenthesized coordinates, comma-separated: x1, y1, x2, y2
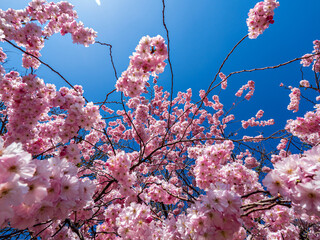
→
(116, 202, 154, 240)
(264, 206, 299, 237)
(236, 149, 260, 169)
(235, 80, 255, 100)
(189, 141, 234, 189)
(0, 138, 95, 230)
(0, 47, 6, 74)
(59, 143, 81, 164)
(285, 104, 320, 145)
(0, 72, 103, 155)
(263, 145, 320, 217)
(301, 40, 320, 73)
(219, 72, 228, 90)
(246, 0, 280, 39)
(116, 35, 168, 97)
(218, 162, 263, 196)
(241, 109, 275, 129)
(105, 151, 136, 186)
(176, 183, 242, 240)
(300, 79, 310, 88)
(287, 87, 301, 112)
(95, 203, 122, 240)
(145, 177, 181, 205)
(2, 0, 320, 239)
(0, 0, 96, 69)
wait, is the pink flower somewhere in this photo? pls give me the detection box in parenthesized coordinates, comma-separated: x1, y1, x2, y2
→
(247, 0, 279, 39)
(207, 190, 228, 212)
(0, 154, 35, 182)
(287, 87, 301, 112)
(262, 170, 288, 196)
(294, 182, 320, 213)
(60, 176, 79, 201)
(262, 166, 271, 173)
(219, 72, 227, 90)
(33, 201, 55, 223)
(23, 180, 48, 205)
(0, 177, 28, 207)
(300, 80, 310, 88)
(115, 35, 168, 97)
(245, 156, 259, 169)
(78, 178, 96, 202)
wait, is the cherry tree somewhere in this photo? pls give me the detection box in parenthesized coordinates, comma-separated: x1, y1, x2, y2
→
(0, 0, 319, 239)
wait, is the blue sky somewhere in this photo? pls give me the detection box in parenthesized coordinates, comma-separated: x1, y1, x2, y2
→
(1, 0, 320, 139)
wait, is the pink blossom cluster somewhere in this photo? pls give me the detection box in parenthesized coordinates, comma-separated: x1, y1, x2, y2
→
(241, 109, 274, 129)
(0, 47, 6, 74)
(59, 142, 81, 164)
(202, 91, 221, 110)
(270, 148, 287, 164)
(0, 72, 56, 153)
(115, 202, 154, 240)
(263, 145, 320, 217)
(0, 138, 95, 230)
(95, 203, 122, 239)
(301, 40, 320, 73)
(245, 156, 259, 168)
(285, 104, 320, 145)
(0, 140, 34, 227)
(264, 206, 298, 236)
(244, 205, 300, 239)
(255, 109, 264, 119)
(218, 162, 263, 196)
(189, 141, 234, 189)
(93, 200, 236, 240)
(222, 114, 235, 124)
(105, 151, 136, 187)
(246, 0, 280, 39)
(300, 79, 310, 88)
(276, 138, 288, 150)
(243, 150, 260, 169)
(0, 28, 4, 40)
(2, 0, 320, 238)
(132, 103, 152, 143)
(116, 35, 168, 97)
(0, 0, 96, 69)
(0, 72, 103, 155)
(219, 72, 228, 90)
(145, 177, 181, 205)
(106, 83, 234, 173)
(287, 87, 301, 112)
(235, 80, 255, 100)
(266, 225, 300, 240)
(175, 183, 242, 240)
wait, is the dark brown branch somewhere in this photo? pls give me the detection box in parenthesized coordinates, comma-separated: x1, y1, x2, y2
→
(65, 219, 84, 240)
(241, 190, 270, 199)
(94, 179, 116, 203)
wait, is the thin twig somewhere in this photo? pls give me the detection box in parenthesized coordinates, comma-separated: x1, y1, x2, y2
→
(161, 0, 175, 140)
(4, 38, 89, 103)
(95, 41, 118, 109)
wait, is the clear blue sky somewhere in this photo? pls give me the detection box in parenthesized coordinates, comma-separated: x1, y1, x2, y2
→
(1, 0, 320, 138)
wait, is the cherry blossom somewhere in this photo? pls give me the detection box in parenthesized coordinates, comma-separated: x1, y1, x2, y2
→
(1, 0, 320, 239)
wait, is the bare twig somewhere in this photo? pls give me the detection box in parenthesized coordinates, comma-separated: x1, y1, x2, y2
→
(3, 39, 89, 103)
